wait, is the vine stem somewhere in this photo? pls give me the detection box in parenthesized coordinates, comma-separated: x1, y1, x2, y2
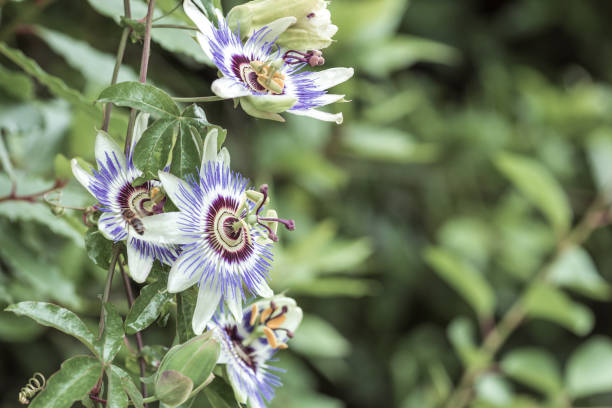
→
(101, 27, 131, 132)
(0, 179, 67, 203)
(172, 95, 224, 102)
(152, 23, 197, 30)
(445, 197, 609, 408)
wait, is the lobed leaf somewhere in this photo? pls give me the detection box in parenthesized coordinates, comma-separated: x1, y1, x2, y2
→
(29, 356, 101, 408)
(97, 82, 180, 118)
(97, 303, 125, 362)
(133, 118, 178, 179)
(125, 281, 172, 334)
(5, 301, 98, 356)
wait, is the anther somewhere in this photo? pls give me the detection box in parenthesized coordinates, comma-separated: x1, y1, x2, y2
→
(282, 50, 326, 67)
(263, 326, 278, 348)
(266, 314, 287, 330)
(249, 304, 258, 326)
(278, 342, 289, 349)
(260, 307, 273, 324)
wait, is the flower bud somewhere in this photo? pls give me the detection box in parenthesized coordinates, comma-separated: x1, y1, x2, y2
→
(227, 0, 337, 51)
(155, 332, 220, 390)
(155, 370, 194, 407)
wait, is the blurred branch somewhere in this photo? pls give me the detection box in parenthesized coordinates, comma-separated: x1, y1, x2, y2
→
(0, 179, 67, 203)
(445, 197, 610, 408)
(0, 0, 53, 41)
(101, 27, 131, 132)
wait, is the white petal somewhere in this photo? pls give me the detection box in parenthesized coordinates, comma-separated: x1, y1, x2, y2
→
(127, 234, 154, 283)
(71, 159, 95, 195)
(309, 67, 354, 91)
(140, 212, 193, 245)
(192, 284, 222, 334)
(314, 93, 346, 107)
(95, 131, 127, 170)
(258, 17, 296, 43)
(225, 291, 243, 323)
(131, 113, 150, 152)
(252, 278, 273, 298)
(217, 147, 231, 169)
(202, 128, 218, 167)
(183, 0, 215, 60)
(288, 108, 343, 124)
(98, 211, 125, 241)
(167, 251, 202, 293)
(226, 366, 248, 404)
(158, 171, 192, 212)
(211, 78, 251, 99)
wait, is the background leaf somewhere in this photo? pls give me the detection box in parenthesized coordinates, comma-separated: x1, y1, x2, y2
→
(29, 356, 101, 408)
(566, 336, 612, 398)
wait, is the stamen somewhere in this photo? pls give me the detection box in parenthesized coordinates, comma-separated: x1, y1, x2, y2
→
(278, 343, 289, 349)
(263, 326, 278, 348)
(249, 304, 258, 326)
(266, 314, 286, 330)
(260, 307, 273, 324)
(282, 50, 325, 67)
(255, 184, 268, 215)
(258, 216, 295, 231)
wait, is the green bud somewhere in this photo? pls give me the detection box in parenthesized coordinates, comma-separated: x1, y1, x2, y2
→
(155, 332, 220, 389)
(227, 0, 337, 52)
(155, 370, 194, 407)
(244, 94, 297, 114)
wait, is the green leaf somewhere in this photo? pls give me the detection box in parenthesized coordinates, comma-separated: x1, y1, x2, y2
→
(291, 315, 351, 358)
(566, 336, 612, 398)
(202, 376, 240, 408)
(86, 0, 212, 65)
(0, 134, 15, 183)
(156, 332, 220, 389)
(177, 288, 197, 343)
(0, 226, 82, 310)
(97, 82, 180, 118)
(0, 63, 34, 100)
(342, 124, 439, 163)
(5, 301, 98, 356)
(549, 246, 612, 301)
(179, 104, 210, 128)
(495, 152, 572, 235)
(133, 118, 178, 179)
(111, 365, 144, 408)
(0, 43, 100, 118)
(170, 122, 202, 179)
(107, 366, 129, 408)
(34, 26, 139, 86)
(523, 284, 594, 335)
(424, 247, 495, 318)
(447, 317, 484, 368)
(125, 281, 172, 334)
(357, 35, 460, 77)
(586, 128, 612, 203)
(98, 303, 124, 362)
(500, 348, 563, 395)
(85, 227, 114, 269)
(474, 374, 513, 407)
(29, 356, 101, 408)
(290, 278, 378, 297)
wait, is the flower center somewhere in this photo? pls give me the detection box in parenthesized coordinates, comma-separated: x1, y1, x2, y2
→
(205, 196, 254, 263)
(231, 55, 286, 94)
(117, 183, 165, 235)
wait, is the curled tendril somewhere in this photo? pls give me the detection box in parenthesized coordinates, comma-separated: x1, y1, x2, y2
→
(18, 372, 46, 405)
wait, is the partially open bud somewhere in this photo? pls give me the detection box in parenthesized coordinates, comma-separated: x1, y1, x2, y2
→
(227, 0, 337, 52)
(155, 332, 220, 392)
(155, 370, 194, 407)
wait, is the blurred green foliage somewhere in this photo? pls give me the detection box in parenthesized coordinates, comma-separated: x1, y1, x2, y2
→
(4, 0, 612, 407)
